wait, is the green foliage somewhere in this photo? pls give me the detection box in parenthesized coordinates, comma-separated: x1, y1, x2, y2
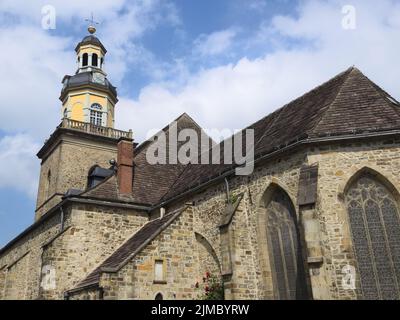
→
(228, 193, 239, 205)
(195, 272, 224, 300)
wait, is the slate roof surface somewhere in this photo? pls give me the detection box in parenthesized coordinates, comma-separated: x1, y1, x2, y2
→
(160, 67, 400, 201)
(130, 113, 211, 205)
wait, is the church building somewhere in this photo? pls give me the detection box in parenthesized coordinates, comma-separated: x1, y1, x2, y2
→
(1, 25, 400, 300)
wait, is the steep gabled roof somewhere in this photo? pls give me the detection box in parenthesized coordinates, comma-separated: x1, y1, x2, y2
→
(160, 67, 400, 201)
(71, 207, 186, 291)
(130, 113, 212, 205)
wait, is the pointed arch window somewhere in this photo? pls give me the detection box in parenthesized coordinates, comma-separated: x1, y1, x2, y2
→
(346, 173, 400, 299)
(265, 188, 308, 300)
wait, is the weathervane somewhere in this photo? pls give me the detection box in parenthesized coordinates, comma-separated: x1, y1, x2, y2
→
(85, 13, 99, 34)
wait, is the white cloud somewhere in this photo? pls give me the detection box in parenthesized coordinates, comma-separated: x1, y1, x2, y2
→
(193, 29, 237, 56)
(0, 134, 40, 198)
(116, 0, 400, 145)
(0, 26, 74, 139)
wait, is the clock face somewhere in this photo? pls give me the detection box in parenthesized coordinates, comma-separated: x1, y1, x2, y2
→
(92, 73, 105, 85)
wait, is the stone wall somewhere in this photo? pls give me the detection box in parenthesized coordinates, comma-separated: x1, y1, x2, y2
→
(36, 132, 119, 220)
(39, 203, 148, 299)
(3, 252, 30, 299)
(0, 209, 67, 300)
(36, 142, 62, 219)
(0, 267, 5, 299)
(94, 207, 221, 300)
(0, 201, 149, 300)
(67, 287, 102, 300)
(163, 139, 400, 300)
(166, 148, 308, 300)
(308, 138, 400, 300)
(92, 147, 308, 301)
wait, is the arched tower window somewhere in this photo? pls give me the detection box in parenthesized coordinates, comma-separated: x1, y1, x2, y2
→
(90, 103, 102, 126)
(101, 57, 104, 68)
(155, 293, 163, 300)
(92, 53, 98, 67)
(82, 53, 88, 66)
(265, 187, 308, 300)
(345, 172, 400, 299)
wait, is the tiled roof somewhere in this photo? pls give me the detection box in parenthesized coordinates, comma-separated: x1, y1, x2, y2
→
(130, 113, 212, 205)
(72, 207, 185, 290)
(160, 67, 400, 201)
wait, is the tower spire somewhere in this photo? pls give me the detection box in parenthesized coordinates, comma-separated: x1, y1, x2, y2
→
(85, 13, 99, 34)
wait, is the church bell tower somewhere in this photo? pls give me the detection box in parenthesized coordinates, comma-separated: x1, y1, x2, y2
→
(60, 23, 117, 128)
(34, 23, 132, 221)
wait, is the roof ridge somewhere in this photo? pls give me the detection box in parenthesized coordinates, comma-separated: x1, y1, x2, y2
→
(134, 112, 205, 154)
(311, 67, 355, 135)
(240, 67, 356, 149)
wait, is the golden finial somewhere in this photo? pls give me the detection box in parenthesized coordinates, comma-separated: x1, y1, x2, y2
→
(85, 13, 99, 34)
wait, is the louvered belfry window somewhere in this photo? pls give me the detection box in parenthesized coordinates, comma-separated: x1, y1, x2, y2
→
(266, 189, 308, 300)
(346, 173, 400, 299)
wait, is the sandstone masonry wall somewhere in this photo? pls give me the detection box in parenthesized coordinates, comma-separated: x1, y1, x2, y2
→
(40, 203, 148, 299)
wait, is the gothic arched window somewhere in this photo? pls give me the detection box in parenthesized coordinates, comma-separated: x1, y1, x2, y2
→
(266, 188, 308, 300)
(82, 53, 88, 66)
(346, 173, 400, 299)
(92, 53, 98, 67)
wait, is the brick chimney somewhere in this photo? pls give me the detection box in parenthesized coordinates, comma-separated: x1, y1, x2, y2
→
(117, 138, 134, 195)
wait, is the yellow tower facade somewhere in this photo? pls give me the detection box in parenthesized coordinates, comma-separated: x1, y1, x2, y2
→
(60, 27, 117, 128)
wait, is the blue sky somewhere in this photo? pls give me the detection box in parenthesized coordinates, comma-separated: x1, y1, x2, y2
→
(1, 0, 400, 247)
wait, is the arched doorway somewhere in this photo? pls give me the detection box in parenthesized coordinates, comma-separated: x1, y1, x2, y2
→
(345, 172, 400, 299)
(264, 186, 309, 300)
